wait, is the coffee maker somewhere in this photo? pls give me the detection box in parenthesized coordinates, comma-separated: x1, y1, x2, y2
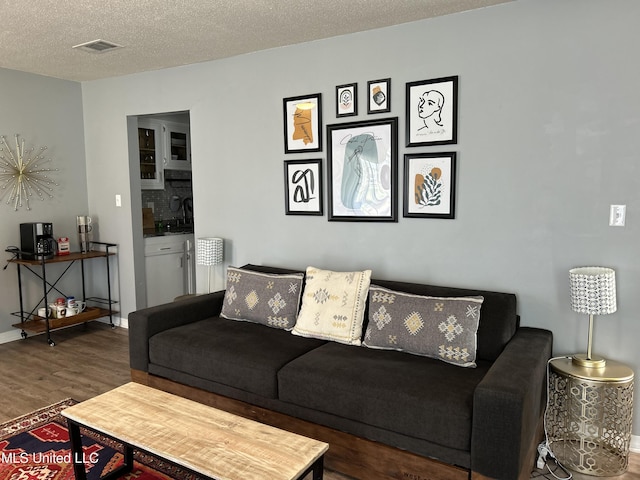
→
(20, 222, 56, 260)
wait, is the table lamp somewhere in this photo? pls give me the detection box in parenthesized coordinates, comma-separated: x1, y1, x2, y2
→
(569, 266, 616, 368)
(197, 237, 223, 293)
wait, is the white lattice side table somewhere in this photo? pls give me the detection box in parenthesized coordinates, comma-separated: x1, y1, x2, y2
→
(547, 357, 634, 476)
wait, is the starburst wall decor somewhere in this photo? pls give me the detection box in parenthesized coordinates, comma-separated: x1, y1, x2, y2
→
(0, 134, 58, 211)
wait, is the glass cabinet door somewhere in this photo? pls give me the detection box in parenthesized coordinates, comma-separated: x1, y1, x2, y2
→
(138, 120, 163, 189)
(164, 122, 191, 171)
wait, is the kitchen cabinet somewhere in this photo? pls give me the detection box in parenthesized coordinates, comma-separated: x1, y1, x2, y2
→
(138, 119, 164, 190)
(163, 121, 191, 171)
(144, 234, 194, 307)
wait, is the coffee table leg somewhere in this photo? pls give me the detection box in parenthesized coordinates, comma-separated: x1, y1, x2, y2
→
(312, 456, 324, 480)
(67, 420, 88, 480)
(66, 419, 135, 480)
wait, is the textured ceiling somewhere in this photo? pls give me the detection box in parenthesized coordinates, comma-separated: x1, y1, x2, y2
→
(0, 0, 511, 82)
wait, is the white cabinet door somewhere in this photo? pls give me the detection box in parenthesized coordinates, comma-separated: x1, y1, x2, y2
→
(145, 251, 185, 307)
(144, 237, 187, 307)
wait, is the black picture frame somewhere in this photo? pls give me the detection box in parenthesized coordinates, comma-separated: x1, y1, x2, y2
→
(336, 83, 357, 117)
(284, 159, 323, 216)
(403, 152, 457, 219)
(367, 78, 391, 114)
(283, 93, 322, 153)
(327, 117, 398, 222)
(405, 76, 458, 147)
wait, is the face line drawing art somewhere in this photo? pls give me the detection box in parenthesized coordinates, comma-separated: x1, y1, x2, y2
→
(417, 90, 444, 131)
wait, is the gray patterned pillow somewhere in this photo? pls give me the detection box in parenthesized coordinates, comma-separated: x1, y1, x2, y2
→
(363, 285, 484, 367)
(220, 267, 304, 330)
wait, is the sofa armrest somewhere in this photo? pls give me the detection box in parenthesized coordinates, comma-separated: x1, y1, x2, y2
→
(471, 327, 553, 479)
(128, 291, 225, 371)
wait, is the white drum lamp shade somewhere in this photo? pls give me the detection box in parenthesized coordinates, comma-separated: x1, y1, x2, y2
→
(569, 267, 616, 368)
(197, 237, 223, 292)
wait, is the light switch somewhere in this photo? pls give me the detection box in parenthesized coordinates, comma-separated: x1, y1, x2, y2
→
(609, 205, 626, 226)
(115, 194, 122, 207)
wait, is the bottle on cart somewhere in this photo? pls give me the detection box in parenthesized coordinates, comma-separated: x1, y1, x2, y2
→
(77, 216, 93, 253)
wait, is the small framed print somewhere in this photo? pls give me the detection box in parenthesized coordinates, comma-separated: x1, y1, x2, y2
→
(367, 78, 391, 114)
(403, 152, 456, 219)
(284, 159, 323, 215)
(406, 76, 458, 147)
(283, 93, 322, 153)
(327, 117, 398, 222)
(336, 83, 357, 117)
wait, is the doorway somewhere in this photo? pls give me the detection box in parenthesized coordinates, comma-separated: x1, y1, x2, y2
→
(127, 111, 195, 309)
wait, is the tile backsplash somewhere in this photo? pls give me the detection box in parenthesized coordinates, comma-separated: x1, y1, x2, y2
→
(141, 169, 193, 223)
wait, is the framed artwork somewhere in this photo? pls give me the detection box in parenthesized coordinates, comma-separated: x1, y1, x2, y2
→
(283, 93, 322, 153)
(403, 152, 456, 219)
(327, 117, 398, 222)
(367, 78, 391, 114)
(405, 76, 458, 147)
(336, 83, 357, 117)
(284, 159, 323, 215)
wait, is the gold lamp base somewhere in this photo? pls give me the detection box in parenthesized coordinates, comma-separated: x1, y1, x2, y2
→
(572, 353, 606, 368)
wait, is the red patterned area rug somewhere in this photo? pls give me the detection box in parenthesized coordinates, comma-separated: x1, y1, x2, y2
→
(0, 399, 201, 480)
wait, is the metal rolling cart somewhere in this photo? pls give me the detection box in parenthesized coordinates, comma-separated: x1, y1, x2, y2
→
(5, 241, 118, 346)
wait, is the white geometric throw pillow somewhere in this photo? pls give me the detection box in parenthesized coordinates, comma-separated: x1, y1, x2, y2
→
(292, 266, 372, 345)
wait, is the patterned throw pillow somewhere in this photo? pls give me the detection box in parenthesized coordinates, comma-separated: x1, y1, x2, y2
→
(292, 266, 372, 345)
(363, 285, 484, 367)
(220, 267, 304, 330)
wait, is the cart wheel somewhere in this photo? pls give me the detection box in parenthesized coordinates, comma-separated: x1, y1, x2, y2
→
(48, 339, 56, 347)
(111, 324, 116, 329)
(21, 331, 27, 339)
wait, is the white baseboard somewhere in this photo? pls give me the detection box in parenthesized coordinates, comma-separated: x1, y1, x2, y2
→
(0, 329, 22, 345)
(96, 315, 127, 329)
(631, 434, 640, 453)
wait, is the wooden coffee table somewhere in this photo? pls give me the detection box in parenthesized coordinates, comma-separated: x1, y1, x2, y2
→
(61, 382, 328, 480)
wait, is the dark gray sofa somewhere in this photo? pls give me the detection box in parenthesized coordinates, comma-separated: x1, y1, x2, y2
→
(129, 264, 553, 480)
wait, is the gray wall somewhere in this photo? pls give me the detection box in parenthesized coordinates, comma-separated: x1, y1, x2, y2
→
(75, 0, 640, 439)
(0, 68, 89, 341)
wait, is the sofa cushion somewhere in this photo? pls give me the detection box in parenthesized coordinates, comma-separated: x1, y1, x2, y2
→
(221, 266, 304, 330)
(278, 342, 491, 452)
(292, 266, 372, 345)
(363, 285, 484, 367)
(148, 317, 325, 398)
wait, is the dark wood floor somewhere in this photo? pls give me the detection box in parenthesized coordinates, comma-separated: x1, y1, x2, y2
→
(0, 322, 131, 422)
(0, 322, 637, 480)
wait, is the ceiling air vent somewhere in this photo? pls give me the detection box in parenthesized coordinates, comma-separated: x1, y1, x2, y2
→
(72, 39, 123, 54)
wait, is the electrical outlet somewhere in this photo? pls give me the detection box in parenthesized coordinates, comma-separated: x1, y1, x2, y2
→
(609, 205, 626, 227)
(115, 194, 122, 207)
